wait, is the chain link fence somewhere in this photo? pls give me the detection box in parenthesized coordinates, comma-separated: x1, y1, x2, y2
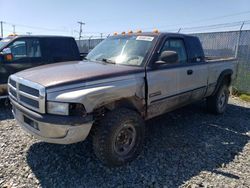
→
(193, 30, 250, 93)
(76, 38, 104, 54)
(76, 30, 250, 94)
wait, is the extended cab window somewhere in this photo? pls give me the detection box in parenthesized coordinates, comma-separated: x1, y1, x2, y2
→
(43, 38, 76, 61)
(8, 39, 41, 61)
(160, 39, 187, 64)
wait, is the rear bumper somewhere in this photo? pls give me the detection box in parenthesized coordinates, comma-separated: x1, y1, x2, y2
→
(11, 98, 93, 144)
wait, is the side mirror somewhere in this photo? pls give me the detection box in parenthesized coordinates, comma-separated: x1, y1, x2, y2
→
(155, 51, 178, 65)
(1, 48, 13, 61)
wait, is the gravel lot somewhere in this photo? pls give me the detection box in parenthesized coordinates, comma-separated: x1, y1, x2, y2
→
(0, 97, 249, 188)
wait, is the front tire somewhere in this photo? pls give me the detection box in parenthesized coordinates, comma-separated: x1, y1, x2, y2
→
(207, 83, 230, 114)
(93, 108, 145, 167)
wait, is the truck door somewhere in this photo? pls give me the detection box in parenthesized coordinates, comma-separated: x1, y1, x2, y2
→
(171, 37, 208, 103)
(147, 37, 207, 118)
(146, 62, 179, 119)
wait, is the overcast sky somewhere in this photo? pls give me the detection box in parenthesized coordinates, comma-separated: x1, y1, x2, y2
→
(0, 0, 250, 37)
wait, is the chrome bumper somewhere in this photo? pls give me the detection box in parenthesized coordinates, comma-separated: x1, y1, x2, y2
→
(11, 100, 93, 145)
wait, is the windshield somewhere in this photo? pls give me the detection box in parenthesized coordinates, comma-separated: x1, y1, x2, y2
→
(86, 35, 155, 66)
(0, 38, 11, 49)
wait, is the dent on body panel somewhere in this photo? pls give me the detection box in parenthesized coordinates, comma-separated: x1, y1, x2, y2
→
(84, 78, 145, 112)
(47, 76, 145, 113)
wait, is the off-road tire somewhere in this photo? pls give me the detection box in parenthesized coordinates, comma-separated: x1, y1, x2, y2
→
(207, 82, 230, 114)
(93, 108, 145, 167)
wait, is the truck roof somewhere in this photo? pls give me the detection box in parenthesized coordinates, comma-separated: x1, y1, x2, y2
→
(6, 35, 74, 39)
(114, 32, 194, 38)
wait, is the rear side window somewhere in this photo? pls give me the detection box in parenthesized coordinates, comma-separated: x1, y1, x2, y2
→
(42, 38, 79, 62)
(186, 36, 205, 63)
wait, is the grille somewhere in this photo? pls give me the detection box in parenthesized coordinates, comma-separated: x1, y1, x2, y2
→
(8, 75, 46, 113)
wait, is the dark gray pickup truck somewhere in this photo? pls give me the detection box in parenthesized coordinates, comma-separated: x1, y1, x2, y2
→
(8, 32, 237, 166)
(0, 35, 81, 99)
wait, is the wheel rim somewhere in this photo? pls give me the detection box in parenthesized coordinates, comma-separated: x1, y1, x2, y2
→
(218, 90, 226, 109)
(114, 123, 137, 156)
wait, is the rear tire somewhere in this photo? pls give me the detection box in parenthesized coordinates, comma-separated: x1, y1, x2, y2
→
(207, 82, 229, 114)
(93, 108, 145, 167)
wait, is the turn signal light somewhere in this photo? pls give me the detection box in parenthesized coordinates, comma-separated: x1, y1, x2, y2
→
(5, 54, 13, 61)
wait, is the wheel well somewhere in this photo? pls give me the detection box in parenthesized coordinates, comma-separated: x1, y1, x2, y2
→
(90, 98, 145, 136)
(224, 74, 232, 86)
(93, 97, 145, 120)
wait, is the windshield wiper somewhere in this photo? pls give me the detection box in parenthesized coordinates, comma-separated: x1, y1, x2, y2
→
(98, 58, 116, 64)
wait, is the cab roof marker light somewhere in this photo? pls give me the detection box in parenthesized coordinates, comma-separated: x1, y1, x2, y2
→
(121, 31, 126, 35)
(8, 33, 18, 37)
(153, 29, 159, 33)
(128, 30, 133, 34)
(137, 30, 142, 33)
(113, 32, 118, 36)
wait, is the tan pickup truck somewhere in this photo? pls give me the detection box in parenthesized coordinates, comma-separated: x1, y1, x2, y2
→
(8, 32, 237, 166)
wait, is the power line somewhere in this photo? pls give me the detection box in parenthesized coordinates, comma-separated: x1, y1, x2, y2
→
(177, 20, 250, 32)
(4, 21, 70, 33)
(140, 11, 250, 30)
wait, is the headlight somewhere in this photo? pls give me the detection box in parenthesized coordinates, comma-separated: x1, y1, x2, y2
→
(47, 102, 87, 116)
(47, 102, 69, 115)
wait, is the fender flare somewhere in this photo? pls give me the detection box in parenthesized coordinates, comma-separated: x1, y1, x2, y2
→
(212, 69, 233, 95)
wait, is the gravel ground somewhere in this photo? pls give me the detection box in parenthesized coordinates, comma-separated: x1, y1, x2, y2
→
(0, 97, 249, 188)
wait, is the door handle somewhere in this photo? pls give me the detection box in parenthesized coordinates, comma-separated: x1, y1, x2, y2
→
(187, 69, 193, 75)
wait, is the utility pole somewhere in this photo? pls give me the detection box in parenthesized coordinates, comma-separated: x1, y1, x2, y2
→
(77, 21, 85, 41)
(100, 33, 103, 39)
(12, 25, 16, 34)
(0, 21, 4, 37)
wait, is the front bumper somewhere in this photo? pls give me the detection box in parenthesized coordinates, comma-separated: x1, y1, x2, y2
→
(11, 98, 93, 144)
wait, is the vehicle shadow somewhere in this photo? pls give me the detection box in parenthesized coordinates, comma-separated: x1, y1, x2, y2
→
(26, 101, 250, 187)
(0, 101, 13, 121)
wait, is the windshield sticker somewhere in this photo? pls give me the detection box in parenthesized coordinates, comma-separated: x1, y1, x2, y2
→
(136, 36, 154, 41)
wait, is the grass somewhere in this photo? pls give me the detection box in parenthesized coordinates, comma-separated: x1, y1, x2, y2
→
(232, 87, 250, 102)
(239, 94, 250, 102)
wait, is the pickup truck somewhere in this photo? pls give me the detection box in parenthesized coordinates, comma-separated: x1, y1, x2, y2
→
(8, 32, 237, 166)
(0, 35, 81, 99)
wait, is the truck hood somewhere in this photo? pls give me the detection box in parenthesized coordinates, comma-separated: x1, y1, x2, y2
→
(15, 60, 144, 88)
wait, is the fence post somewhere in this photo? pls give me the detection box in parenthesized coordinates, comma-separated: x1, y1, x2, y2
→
(88, 36, 93, 52)
(235, 22, 244, 59)
(233, 22, 244, 93)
